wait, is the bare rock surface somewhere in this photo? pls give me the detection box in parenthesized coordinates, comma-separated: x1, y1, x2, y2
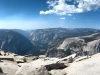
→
(46, 33, 100, 57)
(14, 56, 26, 63)
(16, 57, 67, 75)
(64, 53, 100, 75)
(0, 56, 14, 61)
(83, 39, 100, 55)
(0, 61, 18, 75)
(0, 50, 100, 75)
(49, 69, 67, 75)
(16, 64, 50, 75)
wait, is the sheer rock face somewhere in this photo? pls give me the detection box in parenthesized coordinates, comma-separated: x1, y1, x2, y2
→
(46, 38, 85, 58)
(46, 33, 100, 57)
(83, 39, 100, 55)
(0, 30, 37, 55)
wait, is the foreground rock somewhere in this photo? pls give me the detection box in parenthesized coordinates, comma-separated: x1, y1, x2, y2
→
(49, 70, 66, 75)
(0, 56, 14, 61)
(16, 65, 50, 75)
(1, 51, 100, 75)
(64, 53, 100, 75)
(0, 61, 18, 75)
(16, 53, 100, 75)
(16, 57, 67, 75)
(14, 56, 26, 63)
(0, 67, 3, 73)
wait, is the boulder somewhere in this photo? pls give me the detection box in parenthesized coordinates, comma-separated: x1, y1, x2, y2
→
(39, 55, 46, 59)
(16, 63, 50, 75)
(49, 70, 67, 75)
(0, 67, 6, 75)
(0, 56, 14, 61)
(0, 62, 18, 75)
(32, 66, 50, 75)
(14, 56, 26, 63)
(0, 67, 3, 73)
(64, 53, 100, 75)
(60, 54, 76, 63)
(45, 62, 66, 71)
(31, 56, 38, 60)
(74, 56, 91, 62)
(0, 50, 6, 56)
(16, 58, 67, 75)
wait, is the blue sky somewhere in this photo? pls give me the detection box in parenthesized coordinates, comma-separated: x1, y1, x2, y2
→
(0, 0, 100, 29)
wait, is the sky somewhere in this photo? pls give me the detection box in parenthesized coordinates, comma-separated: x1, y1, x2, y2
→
(0, 0, 100, 30)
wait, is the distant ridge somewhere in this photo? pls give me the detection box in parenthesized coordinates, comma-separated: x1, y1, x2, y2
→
(0, 29, 37, 55)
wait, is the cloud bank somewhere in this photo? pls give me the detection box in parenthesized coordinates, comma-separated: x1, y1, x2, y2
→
(40, 0, 100, 15)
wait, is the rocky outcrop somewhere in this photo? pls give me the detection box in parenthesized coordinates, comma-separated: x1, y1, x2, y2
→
(45, 62, 66, 71)
(16, 55, 69, 75)
(0, 67, 3, 73)
(46, 37, 85, 57)
(0, 56, 14, 61)
(64, 53, 100, 75)
(0, 61, 18, 75)
(83, 39, 100, 55)
(49, 70, 67, 75)
(16, 65, 50, 75)
(14, 56, 26, 63)
(46, 33, 100, 57)
(0, 30, 37, 55)
(15, 53, 100, 75)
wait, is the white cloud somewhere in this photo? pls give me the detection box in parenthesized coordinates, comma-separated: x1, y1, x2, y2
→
(40, 0, 100, 15)
(60, 17, 66, 20)
(68, 14, 72, 16)
(40, 10, 55, 14)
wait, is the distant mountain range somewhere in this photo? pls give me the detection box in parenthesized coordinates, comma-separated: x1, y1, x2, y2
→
(28, 28, 100, 55)
(0, 29, 38, 55)
(1, 28, 100, 56)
